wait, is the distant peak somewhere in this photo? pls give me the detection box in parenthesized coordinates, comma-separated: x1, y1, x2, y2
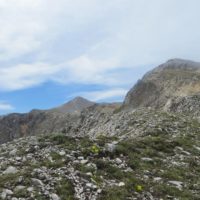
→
(167, 58, 188, 62)
(51, 96, 95, 114)
(166, 58, 198, 64)
(71, 96, 90, 102)
(157, 58, 200, 71)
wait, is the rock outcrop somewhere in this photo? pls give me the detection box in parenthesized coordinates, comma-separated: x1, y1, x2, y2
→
(124, 59, 200, 109)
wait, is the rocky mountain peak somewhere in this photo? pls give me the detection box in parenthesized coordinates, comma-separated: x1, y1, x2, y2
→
(51, 96, 95, 114)
(124, 59, 200, 109)
(155, 58, 200, 72)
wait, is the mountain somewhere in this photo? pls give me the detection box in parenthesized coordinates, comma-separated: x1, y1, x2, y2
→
(124, 58, 200, 110)
(0, 59, 200, 199)
(50, 97, 95, 113)
(2, 59, 200, 145)
(2, 59, 200, 144)
(0, 97, 120, 144)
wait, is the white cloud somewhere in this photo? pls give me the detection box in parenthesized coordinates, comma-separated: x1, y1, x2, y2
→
(75, 88, 128, 102)
(60, 55, 123, 85)
(0, 102, 14, 111)
(0, 56, 130, 91)
(0, 0, 200, 93)
(0, 62, 59, 90)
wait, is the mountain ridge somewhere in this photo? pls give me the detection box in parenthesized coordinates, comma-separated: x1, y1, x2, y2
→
(124, 58, 200, 109)
(0, 58, 200, 199)
(1, 59, 200, 144)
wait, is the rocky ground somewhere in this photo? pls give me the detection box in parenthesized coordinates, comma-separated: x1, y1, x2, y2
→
(0, 109, 200, 200)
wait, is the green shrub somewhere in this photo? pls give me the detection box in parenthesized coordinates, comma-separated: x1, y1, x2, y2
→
(56, 179, 75, 200)
(98, 186, 129, 200)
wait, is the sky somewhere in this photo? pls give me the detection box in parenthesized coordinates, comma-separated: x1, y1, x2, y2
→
(0, 0, 200, 114)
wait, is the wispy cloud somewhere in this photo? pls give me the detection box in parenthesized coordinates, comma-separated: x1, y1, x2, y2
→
(0, 0, 200, 99)
(72, 88, 128, 102)
(0, 62, 57, 90)
(0, 102, 14, 111)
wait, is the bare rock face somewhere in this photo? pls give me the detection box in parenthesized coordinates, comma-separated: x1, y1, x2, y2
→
(123, 59, 200, 109)
(166, 94, 200, 118)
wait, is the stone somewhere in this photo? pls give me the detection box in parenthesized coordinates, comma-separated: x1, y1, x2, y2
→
(105, 143, 117, 153)
(51, 193, 60, 200)
(193, 145, 200, 151)
(141, 157, 153, 162)
(27, 187, 34, 192)
(59, 151, 66, 156)
(9, 149, 17, 156)
(31, 178, 44, 187)
(78, 156, 84, 160)
(3, 166, 18, 174)
(14, 186, 26, 191)
(1, 189, 13, 199)
(181, 151, 191, 156)
(118, 182, 125, 187)
(86, 172, 93, 177)
(17, 176, 23, 183)
(97, 189, 102, 194)
(80, 159, 88, 165)
(86, 183, 93, 188)
(1, 191, 6, 200)
(153, 177, 162, 182)
(115, 158, 122, 164)
(168, 181, 183, 190)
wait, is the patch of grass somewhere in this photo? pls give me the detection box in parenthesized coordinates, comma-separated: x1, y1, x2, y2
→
(98, 186, 129, 200)
(94, 159, 124, 180)
(34, 192, 48, 200)
(14, 188, 29, 198)
(0, 173, 20, 188)
(91, 175, 103, 186)
(96, 135, 118, 147)
(153, 183, 194, 199)
(50, 152, 63, 160)
(161, 168, 187, 181)
(75, 163, 96, 174)
(78, 136, 93, 148)
(56, 179, 75, 200)
(41, 159, 66, 169)
(50, 134, 75, 145)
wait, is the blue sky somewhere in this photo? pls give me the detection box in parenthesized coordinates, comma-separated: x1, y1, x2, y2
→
(1, 0, 200, 114)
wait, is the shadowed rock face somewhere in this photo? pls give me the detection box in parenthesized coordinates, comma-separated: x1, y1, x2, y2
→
(0, 111, 47, 144)
(0, 97, 121, 144)
(123, 59, 200, 109)
(0, 97, 94, 144)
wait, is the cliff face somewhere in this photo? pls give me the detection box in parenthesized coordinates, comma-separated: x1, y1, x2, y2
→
(123, 59, 200, 109)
